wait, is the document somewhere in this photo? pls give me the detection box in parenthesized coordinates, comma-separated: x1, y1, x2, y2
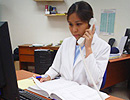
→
(109, 53, 120, 59)
(118, 36, 128, 55)
(100, 9, 116, 35)
(27, 78, 110, 100)
(17, 78, 35, 89)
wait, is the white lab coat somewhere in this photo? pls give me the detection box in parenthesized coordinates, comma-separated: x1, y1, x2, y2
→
(46, 33, 110, 89)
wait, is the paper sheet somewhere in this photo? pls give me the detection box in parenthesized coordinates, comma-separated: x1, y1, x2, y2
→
(118, 36, 128, 55)
(100, 9, 116, 35)
(17, 78, 35, 89)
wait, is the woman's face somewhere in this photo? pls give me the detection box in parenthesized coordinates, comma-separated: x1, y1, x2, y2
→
(68, 13, 89, 40)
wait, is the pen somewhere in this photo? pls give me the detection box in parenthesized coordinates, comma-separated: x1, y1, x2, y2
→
(36, 75, 48, 79)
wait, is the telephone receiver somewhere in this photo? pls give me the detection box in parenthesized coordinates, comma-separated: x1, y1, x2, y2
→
(77, 18, 97, 47)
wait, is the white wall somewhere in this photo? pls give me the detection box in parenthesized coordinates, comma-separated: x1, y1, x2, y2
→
(90, 0, 130, 46)
(0, 0, 130, 49)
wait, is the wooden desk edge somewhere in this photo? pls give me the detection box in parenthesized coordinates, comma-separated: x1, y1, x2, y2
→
(109, 54, 130, 63)
(16, 70, 125, 100)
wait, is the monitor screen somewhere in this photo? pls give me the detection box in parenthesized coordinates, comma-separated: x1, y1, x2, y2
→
(124, 28, 130, 54)
(0, 22, 19, 100)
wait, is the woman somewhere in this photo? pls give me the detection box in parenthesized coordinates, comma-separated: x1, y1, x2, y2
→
(35, 1, 110, 89)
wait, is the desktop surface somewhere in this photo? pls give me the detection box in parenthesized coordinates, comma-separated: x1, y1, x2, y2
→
(16, 70, 51, 100)
(109, 54, 130, 63)
(16, 70, 124, 100)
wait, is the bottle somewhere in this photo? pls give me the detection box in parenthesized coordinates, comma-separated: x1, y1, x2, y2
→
(45, 5, 49, 14)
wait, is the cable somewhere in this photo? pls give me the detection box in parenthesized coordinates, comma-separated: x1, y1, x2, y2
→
(79, 46, 105, 100)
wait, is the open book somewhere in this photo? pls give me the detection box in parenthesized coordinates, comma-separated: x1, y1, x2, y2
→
(27, 78, 109, 100)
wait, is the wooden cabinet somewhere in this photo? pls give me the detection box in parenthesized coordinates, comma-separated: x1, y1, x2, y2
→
(19, 44, 59, 70)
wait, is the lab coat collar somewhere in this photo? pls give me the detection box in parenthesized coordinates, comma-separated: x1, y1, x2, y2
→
(92, 32, 98, 45)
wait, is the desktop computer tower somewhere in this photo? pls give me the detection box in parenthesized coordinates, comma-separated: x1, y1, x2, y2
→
(34, 49, 57, 74)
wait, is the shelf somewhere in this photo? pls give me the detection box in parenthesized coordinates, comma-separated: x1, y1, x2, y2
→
(45, 14, 66, 16)
(34, 0, 64, 1)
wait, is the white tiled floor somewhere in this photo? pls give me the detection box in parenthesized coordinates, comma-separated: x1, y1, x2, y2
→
(102, 81, 130, 100)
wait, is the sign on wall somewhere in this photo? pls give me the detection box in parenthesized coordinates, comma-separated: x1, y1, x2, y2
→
(100, 9, 116, 35)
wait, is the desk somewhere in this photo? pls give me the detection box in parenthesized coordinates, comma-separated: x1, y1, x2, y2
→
(18, 44, 59, 69)
(19, 44, 130, 89)
(16, 70, 124, 100)
(103, 54, 130, 89)
(16, 70, 50, 100)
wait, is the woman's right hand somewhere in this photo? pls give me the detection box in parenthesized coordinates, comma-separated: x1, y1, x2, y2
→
(33, 74, 51, 83)
(39, 75, 51, 82)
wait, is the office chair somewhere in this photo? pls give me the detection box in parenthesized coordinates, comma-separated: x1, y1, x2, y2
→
(13, 48, 19, 61)
(100, 70, 113, 93)
(34, 49, 57, 74)
(108, 38, 115, 47)
(100, 70, 107, 89)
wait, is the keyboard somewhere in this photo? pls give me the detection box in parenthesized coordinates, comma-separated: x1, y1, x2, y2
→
(19, 88, 48, 100)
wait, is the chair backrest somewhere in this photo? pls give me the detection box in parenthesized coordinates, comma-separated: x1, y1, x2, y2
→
(108, 38, 115, 47)
(100, 70, 107, 89)
(34, 49, 57, 74)
(13, 48, 19, 61)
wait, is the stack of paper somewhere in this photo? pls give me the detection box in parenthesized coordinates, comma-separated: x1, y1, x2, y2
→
(17, 78, 35, 89)
(30, 44, 44, 47)
(109, 53, 120, 59)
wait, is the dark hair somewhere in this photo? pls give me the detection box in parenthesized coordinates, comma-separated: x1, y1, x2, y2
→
(67, 1, 93, 23)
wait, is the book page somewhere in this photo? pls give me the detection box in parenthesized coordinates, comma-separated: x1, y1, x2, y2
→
(32, 78, 79, 99)
(32, 78, 109, 100)
(28, 85, 49, 97)
(52, 85, 109, 100)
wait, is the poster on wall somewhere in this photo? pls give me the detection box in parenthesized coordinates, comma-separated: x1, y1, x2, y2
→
(100, 9, 116, 35)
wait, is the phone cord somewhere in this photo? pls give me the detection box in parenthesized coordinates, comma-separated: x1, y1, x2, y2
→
(79, 46, 104, 100)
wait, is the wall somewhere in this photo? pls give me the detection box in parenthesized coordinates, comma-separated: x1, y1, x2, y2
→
(0, 0, 2, 20)
(0, 0, 130, 49)
(90, 0, 130, 46)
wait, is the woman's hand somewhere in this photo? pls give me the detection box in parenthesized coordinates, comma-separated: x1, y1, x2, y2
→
(33, 74, 51, 83)
(83, 24, 95, 57)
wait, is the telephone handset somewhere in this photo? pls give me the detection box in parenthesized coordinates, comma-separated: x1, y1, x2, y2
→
(77, 18, 97, 47)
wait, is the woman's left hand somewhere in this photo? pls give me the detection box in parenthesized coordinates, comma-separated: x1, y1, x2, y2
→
(83, 24, 95, 57)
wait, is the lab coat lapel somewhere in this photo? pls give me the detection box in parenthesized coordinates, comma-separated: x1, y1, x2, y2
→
(69, 37, 76, 71)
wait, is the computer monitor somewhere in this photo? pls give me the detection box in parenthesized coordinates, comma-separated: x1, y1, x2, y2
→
(124, 28, 130, 54)
(0, 22, 19, 100)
